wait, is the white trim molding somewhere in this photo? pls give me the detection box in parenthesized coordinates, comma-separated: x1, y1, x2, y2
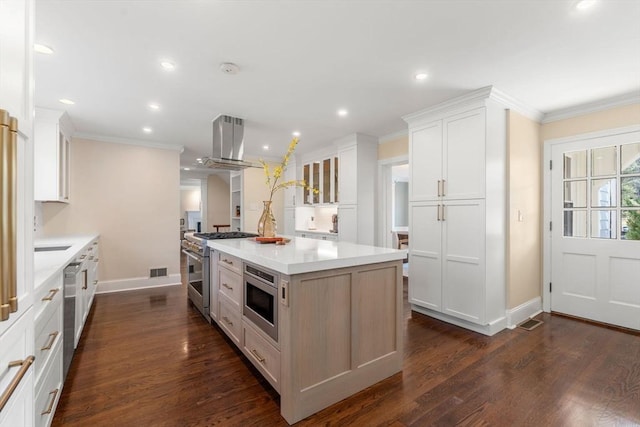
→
(379, 129, 408, 144)
(96, 274, 182, 294)
(542, 90, 640, 124)
(74, 132, 185, 152)
(411, 305, 508, 336)
(506, 297, 542, 329)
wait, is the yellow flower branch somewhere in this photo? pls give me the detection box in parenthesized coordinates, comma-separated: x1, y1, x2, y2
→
(260, 137, 318, 202)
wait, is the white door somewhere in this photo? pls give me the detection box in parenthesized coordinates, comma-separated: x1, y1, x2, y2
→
(550, 130, 640, 330)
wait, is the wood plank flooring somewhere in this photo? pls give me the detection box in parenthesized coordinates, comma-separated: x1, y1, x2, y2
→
(53, 271, 640, 426)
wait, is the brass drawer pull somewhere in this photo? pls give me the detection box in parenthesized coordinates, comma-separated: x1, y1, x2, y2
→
(222, 316, 233, 327)
(41, 331, 59, 351)
(42, 288, 60, 301)
(251, 349, 265, 364)
(222, 258, 234, 265)
(93, 280, 98, 285)
(0, 355, 35, 412)
(222, 283, 233, 290)
(41, 388, 59, 415)
(79, 254, 86, 260)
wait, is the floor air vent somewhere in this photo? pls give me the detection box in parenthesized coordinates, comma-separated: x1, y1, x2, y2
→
(518, 318, 543, 331)
(150, 268, 168, 278)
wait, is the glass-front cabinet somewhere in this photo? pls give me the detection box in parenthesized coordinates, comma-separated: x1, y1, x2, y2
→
(303, 156, 338, 205)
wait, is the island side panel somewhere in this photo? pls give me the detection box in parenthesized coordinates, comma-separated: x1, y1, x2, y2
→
(280, 260, 403, 424)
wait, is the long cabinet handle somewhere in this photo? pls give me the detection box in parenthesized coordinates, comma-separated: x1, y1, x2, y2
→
(250, 349, 266, 364)
(41, 331, 59, 351)
(437, 205, 441, 221)
(0, 355, 35, 412)
(82, 269, 88, 289)
(8, 116, 18, 314)
(41, 388, 59, 415)
(437, 180, 441, 197)
(442, 204, 446, 221)
(42, 288, 60, 301)
(442, 179, 446, 197)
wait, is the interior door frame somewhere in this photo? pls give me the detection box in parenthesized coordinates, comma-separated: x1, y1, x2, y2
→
(377, 155, 409, 248)
(542, 124, 640, 313)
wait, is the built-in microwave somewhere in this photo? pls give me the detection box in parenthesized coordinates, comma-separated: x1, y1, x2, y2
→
(243, 263, 278, 342)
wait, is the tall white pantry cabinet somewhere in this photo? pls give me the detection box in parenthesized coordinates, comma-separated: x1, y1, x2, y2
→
(404, 86, 512, 336)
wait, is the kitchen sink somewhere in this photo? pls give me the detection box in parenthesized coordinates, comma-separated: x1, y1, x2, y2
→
(34, 245, 71, 252)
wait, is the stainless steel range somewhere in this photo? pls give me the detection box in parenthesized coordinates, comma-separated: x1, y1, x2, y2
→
(181, 231, 257, 322)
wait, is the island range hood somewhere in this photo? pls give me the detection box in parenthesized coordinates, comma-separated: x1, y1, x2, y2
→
(200, 115, 256, 170)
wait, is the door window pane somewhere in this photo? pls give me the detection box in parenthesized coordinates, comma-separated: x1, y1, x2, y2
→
(564, 210, 587, 238)
(591, 146, 617, 176)
(621, 177, 640, 207)
(591, 178, 617, 207)
(564, 150, 587, 179)
(591, 210, 617, 239)
(621, 210, 640, 240)
(621, 142, 640, 175)
(564, 180, 587, 208)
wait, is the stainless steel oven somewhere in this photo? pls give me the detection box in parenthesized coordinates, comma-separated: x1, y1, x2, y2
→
(243, 262, 278, 342)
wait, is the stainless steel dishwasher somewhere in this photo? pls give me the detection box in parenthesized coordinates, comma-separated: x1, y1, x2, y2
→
(63, 262, 81, 380)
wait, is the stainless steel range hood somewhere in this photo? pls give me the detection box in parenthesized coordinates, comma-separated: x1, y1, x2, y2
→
(200, 115, 256, 170)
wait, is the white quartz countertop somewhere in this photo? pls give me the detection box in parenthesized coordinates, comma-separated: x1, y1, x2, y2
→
(207, 236, 406, 275)
(34, 234, 100, 289)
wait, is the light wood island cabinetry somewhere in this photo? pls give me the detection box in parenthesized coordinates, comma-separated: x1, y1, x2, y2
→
(208, 237, 405, 424)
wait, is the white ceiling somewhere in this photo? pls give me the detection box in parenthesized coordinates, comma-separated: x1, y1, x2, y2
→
(35, 0, 640, 173)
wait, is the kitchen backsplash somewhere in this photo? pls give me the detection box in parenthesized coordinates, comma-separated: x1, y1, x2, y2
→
(295, 205, 337, 233)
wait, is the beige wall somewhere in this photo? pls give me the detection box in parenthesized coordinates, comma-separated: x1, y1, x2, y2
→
(181, 188, 200, 213)
(542, 104, 640, 141)
(378, 135, 408, 160)
(42, 138, 180, 283)
(507, 111, 542, 309)
(207, 174, 230, 230)
(242, 164, 284, 234)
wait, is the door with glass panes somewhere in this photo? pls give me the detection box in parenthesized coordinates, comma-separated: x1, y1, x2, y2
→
(550, 130, 640, 330)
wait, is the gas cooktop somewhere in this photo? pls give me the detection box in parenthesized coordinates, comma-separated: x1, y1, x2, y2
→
(194, 231, 258, 240)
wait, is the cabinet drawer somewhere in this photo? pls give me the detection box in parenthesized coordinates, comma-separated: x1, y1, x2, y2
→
(34, 274, 63, 322)
(34, 302, 62, 385)
(218, 252, 241, 275)
(35, 345, 62, 427)
(243, 321, 280, 392)
(218, 267, 242, 305)
(218, 294, 241, 345)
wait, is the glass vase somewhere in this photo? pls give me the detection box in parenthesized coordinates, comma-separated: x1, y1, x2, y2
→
(257, 200, 277, 237)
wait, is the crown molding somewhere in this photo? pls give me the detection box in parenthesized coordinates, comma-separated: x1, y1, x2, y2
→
(489, 87, 544, 122)
(73, 132, 184, 152)
(542, 91, 640, 124)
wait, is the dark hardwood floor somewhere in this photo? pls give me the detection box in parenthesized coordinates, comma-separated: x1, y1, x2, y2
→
(53, 262, 640, 426)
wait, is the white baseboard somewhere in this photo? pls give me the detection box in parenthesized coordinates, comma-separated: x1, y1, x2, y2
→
(410, 305, 508, 336)
(96, 273, 182, 294)
(506, 297, 542, 329)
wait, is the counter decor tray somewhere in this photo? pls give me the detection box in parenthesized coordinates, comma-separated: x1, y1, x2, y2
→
(252, 237, 291, 245)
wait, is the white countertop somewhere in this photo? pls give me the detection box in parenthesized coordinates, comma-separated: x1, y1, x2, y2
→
(208, 236, 406, 275)
(295, 229, 338, 235)
(34, 234, 100, 289)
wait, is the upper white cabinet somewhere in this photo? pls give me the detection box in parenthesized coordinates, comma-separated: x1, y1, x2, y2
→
(302, 156, 338, 205)
(34, 108, 74, 202)
(404, 87, 510, 336)
(410, 108, 486, 202)
(283, 159, 297, 208)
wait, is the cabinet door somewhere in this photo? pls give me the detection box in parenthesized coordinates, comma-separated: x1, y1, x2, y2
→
(209, 255, 218, 323)
(283, 161, 296, 208)
(443, 108, 486, 200)
(337, 205, 357, 243)
(338, 147, 357, 205)
(302, 164, 310, 205)
(283, 208, 295, 236)
(408, 202, 442, 311)
(441, 200, 485, 324)
(409, 121, 442, 201)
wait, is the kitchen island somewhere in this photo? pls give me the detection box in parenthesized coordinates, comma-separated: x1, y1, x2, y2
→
(207, 237, 406, 424)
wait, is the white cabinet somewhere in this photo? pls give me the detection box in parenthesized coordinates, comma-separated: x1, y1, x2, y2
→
(283, 160, 297, 208)
(302, 156, 338, 205)
(34, 108, 74, 203)
(405, 87, 508, 336)
(295, 231, 338, 241)
(214, 252, 243, 345)
(336, 134, 377, 245)
(74, 238, 99, 347)
(230, 172, 243, 231)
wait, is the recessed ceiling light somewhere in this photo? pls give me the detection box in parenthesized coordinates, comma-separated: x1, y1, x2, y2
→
(160, 60, 176, 71)
(34, 44, 54, 55)
(196, 158, 202, 162)
(183, 167, 191, 171)
(292, 131, 301, 137)
(337, 109, 348, 117)
(263, 145, 270, 150)
(142, 127, 152, 134)
(148, 103, 160, 111)
(59, 98, 75, 105)
(575, 0, 597, 10)
(415, 72, 428, 81)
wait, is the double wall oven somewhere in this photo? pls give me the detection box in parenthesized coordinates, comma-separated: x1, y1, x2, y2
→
(181, 232, 256, 322)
